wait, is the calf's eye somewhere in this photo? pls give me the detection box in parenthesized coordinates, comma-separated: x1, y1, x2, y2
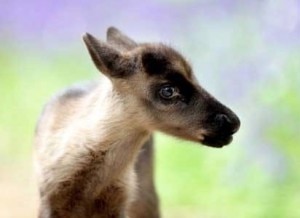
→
(159, 85, 178, 99)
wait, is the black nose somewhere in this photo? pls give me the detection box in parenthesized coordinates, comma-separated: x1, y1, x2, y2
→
(214, 113, 240, 134)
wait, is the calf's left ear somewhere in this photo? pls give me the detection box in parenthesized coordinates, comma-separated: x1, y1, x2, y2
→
(106, 27, 137, 51)
(83, 33, 133, 78)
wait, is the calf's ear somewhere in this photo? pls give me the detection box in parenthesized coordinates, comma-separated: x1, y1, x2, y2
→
(106, 27, 137, 51)
(83, 33, 133, 78)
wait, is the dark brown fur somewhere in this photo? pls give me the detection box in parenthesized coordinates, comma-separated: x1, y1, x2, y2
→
(129, 138, 160, 218)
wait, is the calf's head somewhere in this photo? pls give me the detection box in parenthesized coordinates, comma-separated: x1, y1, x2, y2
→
(83, 27, 240, 148)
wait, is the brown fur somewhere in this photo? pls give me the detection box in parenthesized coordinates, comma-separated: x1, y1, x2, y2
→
(34, 27, 240, 218)
(129, 138, 160, 218)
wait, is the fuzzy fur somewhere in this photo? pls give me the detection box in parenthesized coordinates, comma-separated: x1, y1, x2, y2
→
(34, 27, 240, 218)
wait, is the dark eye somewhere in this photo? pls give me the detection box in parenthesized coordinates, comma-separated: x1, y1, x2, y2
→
(159, 85, 178, 99)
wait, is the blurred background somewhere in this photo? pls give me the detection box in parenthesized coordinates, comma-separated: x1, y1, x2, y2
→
(1, 0, 300, 217)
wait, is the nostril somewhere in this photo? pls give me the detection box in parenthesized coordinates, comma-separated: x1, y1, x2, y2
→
(215, 114, 231, 127)
(214, 113, 239, 134)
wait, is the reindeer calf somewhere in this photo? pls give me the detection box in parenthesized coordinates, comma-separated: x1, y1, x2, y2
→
(34, 27, 240, 218)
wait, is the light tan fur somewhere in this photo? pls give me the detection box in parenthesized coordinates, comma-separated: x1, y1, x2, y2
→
(35, 78, 152, 217)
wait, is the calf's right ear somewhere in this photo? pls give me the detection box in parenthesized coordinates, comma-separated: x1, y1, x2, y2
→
(83, 33, 133, 78)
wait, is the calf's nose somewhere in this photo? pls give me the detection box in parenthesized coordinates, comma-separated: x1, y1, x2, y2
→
(214, 113, 240, 134)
